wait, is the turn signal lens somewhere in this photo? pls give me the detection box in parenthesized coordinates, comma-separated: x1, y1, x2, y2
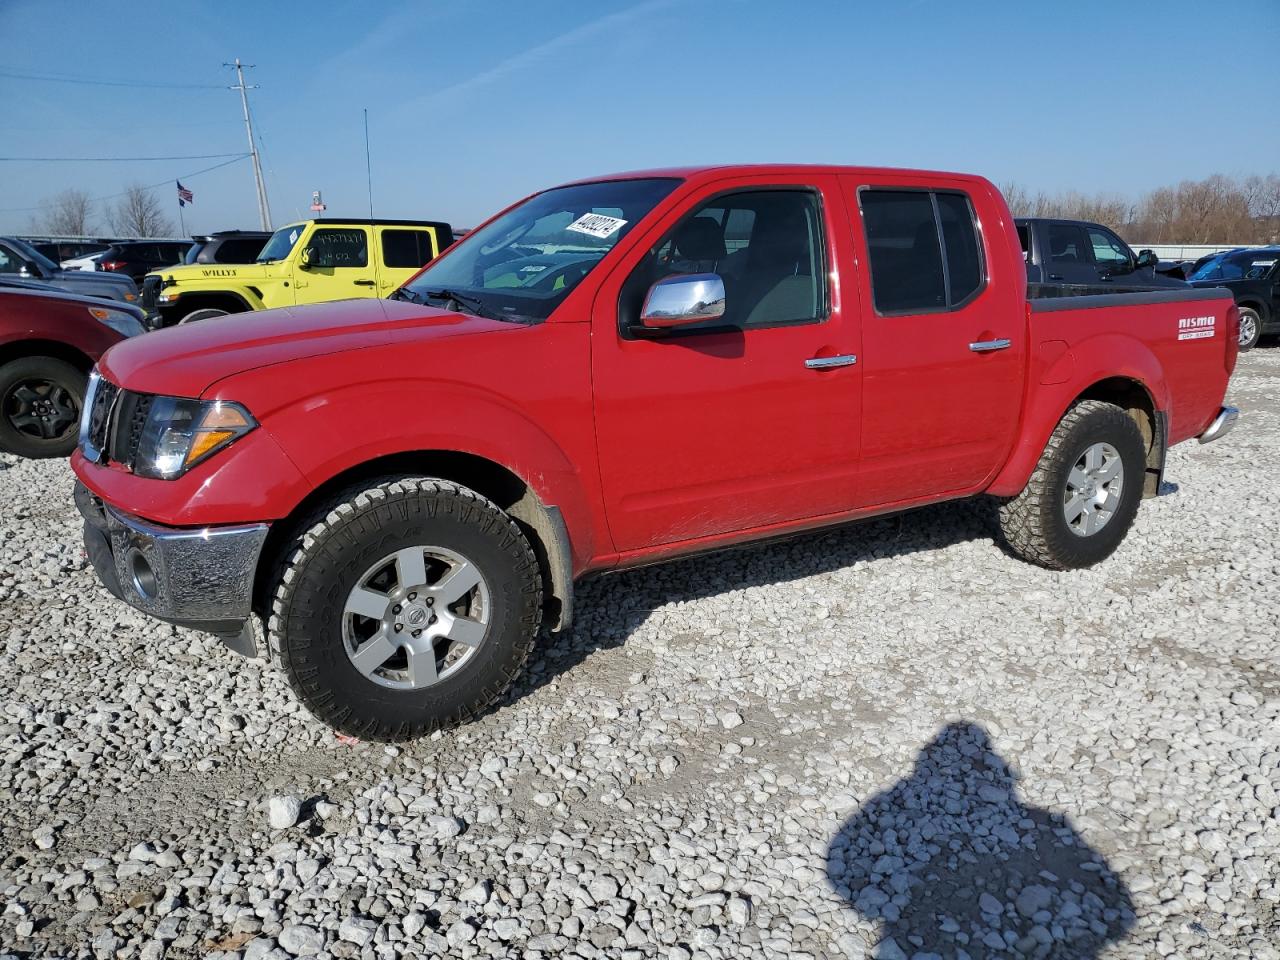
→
(184, 405, 254, 467)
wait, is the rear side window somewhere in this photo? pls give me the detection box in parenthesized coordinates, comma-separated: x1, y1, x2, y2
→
(860, 189, 985, 314)
(1047, 223, 1089, 263)
(381, 229, 437, 269)
(213, 238, 266, 263)
(309, 228, 368, 268)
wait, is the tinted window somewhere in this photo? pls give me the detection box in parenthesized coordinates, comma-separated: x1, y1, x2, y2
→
(937, 193, 983, 304)
(382, 229, 436, 268)
(0, 246, 19, 274)
(309, 229, 368, 268)
(1016, 223, 1030, 260)
(1188, 250, 1278, 282)
(213, 238, 267, 263)
(621, 189, 826, 333)
(1047, 223, 1089, 263)
(861, 191, 946, 313)
(1087, 227, 1130, 266)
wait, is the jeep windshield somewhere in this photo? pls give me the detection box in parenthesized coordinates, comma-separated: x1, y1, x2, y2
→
(256, 224, 306, 263)
(402, 178, 680, 323)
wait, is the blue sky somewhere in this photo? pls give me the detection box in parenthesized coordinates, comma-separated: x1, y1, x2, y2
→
(2, 0, 1277, 236)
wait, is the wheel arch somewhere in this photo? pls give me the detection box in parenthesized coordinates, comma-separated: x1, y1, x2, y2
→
(161, 290, 255, 325)
(252, 449, 576, 632)
(1235, 297, 1270, 325)
(0, 338, 94, 373)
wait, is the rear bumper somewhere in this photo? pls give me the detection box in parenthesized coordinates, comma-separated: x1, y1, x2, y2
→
(75, 481, 268, 648)
(1198, 406, 1240, 444)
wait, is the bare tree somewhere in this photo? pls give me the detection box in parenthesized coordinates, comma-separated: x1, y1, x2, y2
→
(34, 189, 96, 236)
(109, 184, 175, 238)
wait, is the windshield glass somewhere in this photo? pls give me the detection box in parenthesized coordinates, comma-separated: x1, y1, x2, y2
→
(256, 224, 306, 263)
(403, 178, 680, 322)
(7, 237, 59, 273)
(1189, 250, 1279, 282)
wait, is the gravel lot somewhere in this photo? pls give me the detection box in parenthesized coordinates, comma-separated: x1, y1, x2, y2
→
(1, 351, 1277, 960)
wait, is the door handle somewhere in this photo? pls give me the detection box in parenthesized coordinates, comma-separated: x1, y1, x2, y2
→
(969, 338, 1012, 353)
(353, 279, 376, 286)
(1047, 273, 1064, 281)
(805, 354, 857, 370)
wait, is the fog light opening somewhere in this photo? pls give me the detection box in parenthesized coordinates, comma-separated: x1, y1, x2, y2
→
(128, 550, 158, 600)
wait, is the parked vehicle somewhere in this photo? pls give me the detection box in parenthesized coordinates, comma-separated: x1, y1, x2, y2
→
(74, 165, 1239, 740)
(141, 218, 453, 326)
(182, 230, 271, 266)
(29, 240, 112, 264)
(1017, 218, 1189, 297)
(1183, 247, 1279, 350)
(0, 287, 145, 458)
(0, 236, 140, 305)
(62, 250, 109, 272)
(95, 241, 191, 283)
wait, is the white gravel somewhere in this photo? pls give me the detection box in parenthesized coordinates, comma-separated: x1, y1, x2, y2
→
(1, 351, 1278, 959)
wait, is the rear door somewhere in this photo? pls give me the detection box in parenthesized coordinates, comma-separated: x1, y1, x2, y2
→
(375, 227, 439, 297)
(841, 177, 1026, 507)
(291, 226, 375, 303)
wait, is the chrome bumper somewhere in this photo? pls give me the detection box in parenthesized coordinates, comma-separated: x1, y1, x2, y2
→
(1198, 405, 1240, 444)
(75, 482, 269, 642)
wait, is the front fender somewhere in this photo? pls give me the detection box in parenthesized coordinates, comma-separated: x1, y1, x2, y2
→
(987, 332, 1169, 497)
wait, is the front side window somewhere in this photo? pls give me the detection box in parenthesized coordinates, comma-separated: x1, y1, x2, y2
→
(403, 177, 680, 323)
(620, 189, 826, 334)
(1088, 227, 1131, 267)
(861, 189, 985, 314)
(382, 229, 436, 269)
(1047, 223, 1089, 263)
(308, 228, 368, 268)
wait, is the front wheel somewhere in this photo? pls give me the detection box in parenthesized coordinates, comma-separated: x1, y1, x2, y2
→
(179, 307, 230, 325)
(269, 478, 543, 740)
(0, 357, 86, 458)
(997, 400, 1145, 570)
(1237, 306, 1262, 351)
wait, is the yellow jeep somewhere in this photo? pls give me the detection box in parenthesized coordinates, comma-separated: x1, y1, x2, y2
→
(142, 218, 454, 326)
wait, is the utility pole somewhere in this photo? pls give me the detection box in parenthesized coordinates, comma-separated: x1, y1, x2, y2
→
(226, 58, 272, 231)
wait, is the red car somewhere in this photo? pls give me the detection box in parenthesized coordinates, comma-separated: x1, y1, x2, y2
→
(0, 287, 146, 458)
(73, 164, 1240, 740)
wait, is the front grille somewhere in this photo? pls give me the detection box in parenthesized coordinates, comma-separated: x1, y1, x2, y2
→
(84, 375, 119, 461)
(140, 275, 161, 319)
(112, 392, 153, 465)
(82, 374, 152, 470)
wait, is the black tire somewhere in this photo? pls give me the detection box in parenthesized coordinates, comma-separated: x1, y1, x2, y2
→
(1237, 306, 1262, 351)
(179, 307, 230, 324)
(268, 477, 543, 741)
(997, 400, 1145, 570)
(0, 356, 86, 459)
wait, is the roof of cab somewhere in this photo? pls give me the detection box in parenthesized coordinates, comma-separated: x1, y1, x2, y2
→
(557, 164, 989, 188)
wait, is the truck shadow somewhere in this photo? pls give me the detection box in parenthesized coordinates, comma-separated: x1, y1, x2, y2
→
(511, 497, 998, 700)
(826, 722, 1135, 958)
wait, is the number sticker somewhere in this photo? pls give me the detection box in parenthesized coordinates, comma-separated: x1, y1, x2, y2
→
(566, 213, 627, 240)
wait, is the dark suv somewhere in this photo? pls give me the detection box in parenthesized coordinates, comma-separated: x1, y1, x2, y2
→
(1185, 247, 1279, 350)
(1016, 218, 1188, 298)
(98, 241, 192, 283)
(182, 230, 271, 266)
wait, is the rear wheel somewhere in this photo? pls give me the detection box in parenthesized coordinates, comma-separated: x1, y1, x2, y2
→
(997, 400, 1145, 570)
(1237, 306, 1261, 351)
(0, 357, 85, 458)
(179, 307, 230, 325)
(269, 477, 543, 740)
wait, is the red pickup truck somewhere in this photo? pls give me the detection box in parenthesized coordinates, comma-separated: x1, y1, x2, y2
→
(72, 165, 1240, 740)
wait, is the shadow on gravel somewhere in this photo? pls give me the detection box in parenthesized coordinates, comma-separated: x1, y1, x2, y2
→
(511, 500, 997, 702)
(826, 722, 1134, 959)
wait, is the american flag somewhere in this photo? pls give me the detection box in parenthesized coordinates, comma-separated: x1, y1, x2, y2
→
(177, 181, 194, 206)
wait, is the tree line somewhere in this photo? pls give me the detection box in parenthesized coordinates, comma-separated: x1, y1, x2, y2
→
(1001, 173, 1280, 246)
(30, 185, 176, 239)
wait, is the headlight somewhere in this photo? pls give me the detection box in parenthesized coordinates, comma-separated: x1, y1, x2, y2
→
(133, 398, 256, 479)
(87, 306, 146, 338)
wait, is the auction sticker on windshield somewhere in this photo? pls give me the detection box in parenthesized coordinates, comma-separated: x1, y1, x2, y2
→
(566, 213, 627, 240)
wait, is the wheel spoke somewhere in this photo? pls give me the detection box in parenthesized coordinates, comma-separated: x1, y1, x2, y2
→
(444, 614, 486, 648)
(350, 630, 399, 677)
(404, 642, 439, 686)
(1099, 488, 1121, 514)
(1096, 457, 1122, 483)
(12, 384, 42, 404)
(1084, 444, 1102, 472)
(1064, 494, 1087, 524)
(1068, 467, 1089, 491)
(433, 560, 482, 604)
(394, 548, 427, 589)
(345, 586, 391, 621)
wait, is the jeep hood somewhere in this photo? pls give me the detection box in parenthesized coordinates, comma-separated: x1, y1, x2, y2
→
(99, 298, 520, 397)
(156, 262, 273, 283)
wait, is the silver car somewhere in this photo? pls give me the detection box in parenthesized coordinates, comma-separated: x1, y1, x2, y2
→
(0, 236, 140, 306)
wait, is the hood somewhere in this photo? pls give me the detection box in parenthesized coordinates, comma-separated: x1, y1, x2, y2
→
(156, 261, 274, 283)
(99, 298, 519, 397)
(53, 268, 135, 290)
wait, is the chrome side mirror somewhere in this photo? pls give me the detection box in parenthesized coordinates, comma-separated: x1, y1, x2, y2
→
(640, 273, 726, 330)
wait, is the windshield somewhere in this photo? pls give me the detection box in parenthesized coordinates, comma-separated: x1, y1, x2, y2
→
(403, 178, 680, 322)
(256, 224, 306, 263)
(1188, 250, 1279, 282)
(7, 237, 60, 273)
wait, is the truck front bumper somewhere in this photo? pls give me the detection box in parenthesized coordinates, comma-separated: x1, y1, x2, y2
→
(75, 481, 269, 653)
(1198, 406, 1240, 444)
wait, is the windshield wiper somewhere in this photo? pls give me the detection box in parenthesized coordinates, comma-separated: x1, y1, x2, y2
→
(388, 287, 422, 304)
(421, 288, 537, 324)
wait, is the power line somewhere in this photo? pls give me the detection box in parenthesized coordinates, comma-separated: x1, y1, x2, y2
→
(0, 68, 224, 90)
(0, 153, 250, 163)
(0, 155, 251, 213)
